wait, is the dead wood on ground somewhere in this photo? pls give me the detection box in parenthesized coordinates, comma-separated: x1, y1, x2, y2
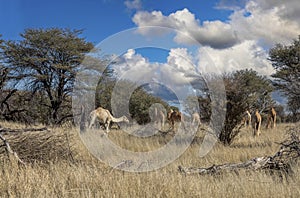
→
(179, 125, 300, 175)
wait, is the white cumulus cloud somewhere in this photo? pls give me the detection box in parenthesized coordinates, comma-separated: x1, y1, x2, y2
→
(133, 8, 240, 49)
(113, 49, 159, 83)
(112, 48, 200, 86)
(229, 0, 300, 47)
(129, 0, 300, 77)
(132, 0, 300, 49)
(197, 40, 274, 75)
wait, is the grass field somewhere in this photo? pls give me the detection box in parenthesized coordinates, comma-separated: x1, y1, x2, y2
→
(0, 121, 299, 197)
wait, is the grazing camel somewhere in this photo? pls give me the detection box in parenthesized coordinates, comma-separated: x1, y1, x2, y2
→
(89, 107, 129, 133)
(167, 109, 174, 123)
(166, 109, 173, 128)
(266, 107, 276, 129)
(168, 109, 184, 130)
(153, 107, 165, 129)
(191, 112, 201, 126)
(252, 110, 262, 136)
(242, 110, 251, 128)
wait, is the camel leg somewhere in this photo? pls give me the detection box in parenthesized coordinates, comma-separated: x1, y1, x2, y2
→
(105, 120, 111, 133)
(267, 116, 270, 129)
(161, 116, 165, 129)
(171, 120, 175, 130)
(273, 115, 276, 128)
(255, 125, 259, 136)
(257, 120, 261, 136)
(180, 122, 186, 130)
(248, 118, 251, 128)
(89, 114, 96, 129)
(181, 116, 186, 130)
(254, 122, 259, 136)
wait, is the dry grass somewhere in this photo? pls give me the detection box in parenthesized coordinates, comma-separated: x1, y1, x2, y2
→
(0, 121, 299, 197)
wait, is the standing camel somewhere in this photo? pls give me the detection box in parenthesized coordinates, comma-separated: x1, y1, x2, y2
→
(168, 109, 184, 130)
(167, 109, 174, 124)
(89, 107, 129, 133)
(152, 107, 166, 130)
(266, 107, 276, 129)
(242, 110, 251, 128)
(252, 110, 262, 136)
(191, 112, 201, 126)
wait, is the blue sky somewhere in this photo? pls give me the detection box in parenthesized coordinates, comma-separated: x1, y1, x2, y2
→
(0, 0, 230, 43)
(1, 0, 132, 42)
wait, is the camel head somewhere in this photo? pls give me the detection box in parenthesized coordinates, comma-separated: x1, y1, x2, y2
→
(122, 116, 130, 123)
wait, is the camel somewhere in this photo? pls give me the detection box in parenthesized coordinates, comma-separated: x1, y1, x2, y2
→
(167, 109, 174, 123)
(242, 110, 251, 128)
(88, 107, 129, 133)
(191, 112, 201, 126)
(153, 107, 165, 129)
(252, 110, 262, 136)
(266, 107, 276, 129)
(168, 109, 184, 130)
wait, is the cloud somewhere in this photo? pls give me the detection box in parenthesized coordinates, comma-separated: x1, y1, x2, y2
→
(112, 48, 200, 86)
(113, 0, 300, 98)
(246, 0, 300, 22)
(112, 41, 274, 88)
(113, 49, 159, 83)
(162, 48, 199, 85)
(188, 20, 239, 48)
(197, 40, 274, 75)
(124, 0, 142, 10)
(111, 42, 275, 101)
(167, 48, 195, 73)
(217, 0, 300, 22)
(132, 0, 300, 49)
(111, 48, 203, 103)
(215, 0, 248, 10)
(229, 0, 300, 47)
(133, 8, 240, 49)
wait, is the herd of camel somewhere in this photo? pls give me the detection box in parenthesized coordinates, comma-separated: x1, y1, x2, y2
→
(88, 106, 277, 137)
(242, 107, 277, 136)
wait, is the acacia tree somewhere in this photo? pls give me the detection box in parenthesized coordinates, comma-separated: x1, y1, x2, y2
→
(2, 28, 94, 125)
(269, 36, 300, 122)
(0, 35, 20, 121)
(220, 69, 274, 145)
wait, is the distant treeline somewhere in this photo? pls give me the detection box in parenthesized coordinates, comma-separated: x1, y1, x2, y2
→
(0, 28, 299, 145)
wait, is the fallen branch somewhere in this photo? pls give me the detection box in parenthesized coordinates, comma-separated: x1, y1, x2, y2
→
(178, 157, 266, 175)
(0, 134, 26, 165)
(109, 160, 133, 173)
(0, 127, 49, 134)
(0, 126, 77, 163)
(179, 125, 300, 175)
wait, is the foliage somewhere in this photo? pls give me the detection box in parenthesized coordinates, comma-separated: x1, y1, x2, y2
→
(94, 65, 115, 112)
(185, 95, 211, 123)
(129, 85, 169, 125)
(0, 35, 20, 121)
(186, 70, 274, 145)
(1, 28, 93, 125)
(220, 69, 274, 145)
(269, 36, 300, 122)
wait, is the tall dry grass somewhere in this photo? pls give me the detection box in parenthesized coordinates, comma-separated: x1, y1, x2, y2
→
(0, 121, 299, 197)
